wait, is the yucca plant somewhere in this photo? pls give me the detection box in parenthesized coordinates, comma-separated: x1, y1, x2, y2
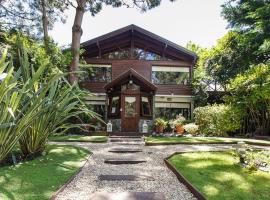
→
(16, 48, 100, 158)
(0, 49, 53, 162)
(19, 81, 99, 157)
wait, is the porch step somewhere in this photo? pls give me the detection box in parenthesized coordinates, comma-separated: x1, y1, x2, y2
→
(109, 148, 142, 153)
(89, 192, 165, 200)
(110, 138, 142, 142)
(104, 158, 146, 164)
(110, 132, 148, 137)
(99, 174, 155, 181)
(109, 136, 142, 138)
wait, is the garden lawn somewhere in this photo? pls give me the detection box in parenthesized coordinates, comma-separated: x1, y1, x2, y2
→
(0, 144, 90, 200)
(169, 151, 270, 200)
(145, 136, 270, 146)
(49, 135, 108, 142)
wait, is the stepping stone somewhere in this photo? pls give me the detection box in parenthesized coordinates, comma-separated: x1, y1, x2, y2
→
(99, 175, 155, 181)
(109, 148, 142, 153)
(104, 158, 146, 164)
(89, 192, 165, 200)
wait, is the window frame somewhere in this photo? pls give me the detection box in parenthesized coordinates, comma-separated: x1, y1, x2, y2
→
(140, 95, 152, 117)
(107, 95, 121, 118)
(151, 66, 190, 85)
(80, 64, 112, 83)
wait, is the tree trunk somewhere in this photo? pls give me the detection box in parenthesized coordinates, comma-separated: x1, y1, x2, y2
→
(41, 0, 49, 49)
(69, 0, 86, 85)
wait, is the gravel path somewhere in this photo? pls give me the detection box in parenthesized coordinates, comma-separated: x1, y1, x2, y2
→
(52, 139, 269, 200)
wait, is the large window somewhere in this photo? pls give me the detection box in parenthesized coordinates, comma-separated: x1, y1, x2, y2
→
(92, 104, 106, 119)
(100, 48, 170, 61)
(155, 102, 190, 119)
(108, 96, 120, 117)
(80, 64, 111, 82)
(152, 66, 190, 85)
(141, 96, 152, 116)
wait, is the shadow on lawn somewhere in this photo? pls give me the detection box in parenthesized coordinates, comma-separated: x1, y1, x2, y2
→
(0, 145, 89, 200)
(169, 151, 270, 200)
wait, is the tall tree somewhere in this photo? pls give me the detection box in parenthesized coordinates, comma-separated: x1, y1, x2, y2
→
(206, 0, 270, 86)
(0, 0, 68, 48)
(69, 0, 174, 84)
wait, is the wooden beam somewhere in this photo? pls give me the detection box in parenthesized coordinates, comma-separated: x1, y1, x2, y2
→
(130, 28, 134, 59)
(96, 41, 101, 58)
(162, 43, 168, 58)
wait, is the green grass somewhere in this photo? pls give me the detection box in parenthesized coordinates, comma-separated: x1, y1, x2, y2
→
(145, 136, 270, 146)
(169, 151, 270, 200)
(49, 135, 108, 142)
(0, 144, 90, 200)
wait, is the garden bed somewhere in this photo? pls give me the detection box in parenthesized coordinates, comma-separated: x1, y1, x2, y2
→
(49, 135, 108, 143)
(166, 151, 270, 200)
(145, 136, 270, 146)
(0, 144, 90, 200)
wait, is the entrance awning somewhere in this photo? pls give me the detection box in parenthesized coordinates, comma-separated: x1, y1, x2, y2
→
(104, 68, 157, 93)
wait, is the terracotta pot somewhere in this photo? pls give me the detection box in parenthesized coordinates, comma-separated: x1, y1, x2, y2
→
(175, 125, 185, 134)
(156, 126, 164, 133)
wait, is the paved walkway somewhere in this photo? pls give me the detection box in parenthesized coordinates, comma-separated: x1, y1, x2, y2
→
(52, 138, 269, 200)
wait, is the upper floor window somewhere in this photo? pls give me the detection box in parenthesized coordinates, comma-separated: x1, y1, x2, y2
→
(151, 66, 190, 85)
(100, 48, 171, 61)
(80, 64, 111, 82)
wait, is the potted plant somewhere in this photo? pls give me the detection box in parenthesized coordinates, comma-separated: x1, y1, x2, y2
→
(155, 118, 167, 133)
(173, 114, 186, 134)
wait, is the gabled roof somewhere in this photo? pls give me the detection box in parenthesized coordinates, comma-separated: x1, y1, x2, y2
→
(104, 68, 157, 92)
(81, 24, 197, 62)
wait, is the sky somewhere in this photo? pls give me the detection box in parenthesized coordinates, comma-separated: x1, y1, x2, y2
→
(50, 0, 228, 48)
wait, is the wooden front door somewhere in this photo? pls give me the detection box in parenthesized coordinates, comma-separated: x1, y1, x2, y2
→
(121, 94, 139, 132)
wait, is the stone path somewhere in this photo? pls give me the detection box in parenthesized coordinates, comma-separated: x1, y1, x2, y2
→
(52, 138, 269, 200)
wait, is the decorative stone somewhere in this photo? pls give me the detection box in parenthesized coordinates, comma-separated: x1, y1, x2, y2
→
(104, 158, 146, 164)
(89, 192, 165, 200)
(109, 148, 142, 153)
(99, 175, 155, 181)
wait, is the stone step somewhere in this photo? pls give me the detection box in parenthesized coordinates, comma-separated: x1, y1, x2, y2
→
(110, 138, 142, 142)
(99, 175, 155, 181)
(104, 158, 146, 164)
(109, 136, 142, 138)
(109, 148, 142, 153)
(89, 192, 165, 200)
(113, 142, 142, 145)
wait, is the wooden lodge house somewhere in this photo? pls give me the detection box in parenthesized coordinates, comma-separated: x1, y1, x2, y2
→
(79, 25, 197, 134)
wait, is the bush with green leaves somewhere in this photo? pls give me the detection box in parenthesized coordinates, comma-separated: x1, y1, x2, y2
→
(173, 114, 186, 126)
(194, 104, 241, 136)
(226, 63, 270, 135)
(154, 118, 167, 127)
(183, 123, 199, 135)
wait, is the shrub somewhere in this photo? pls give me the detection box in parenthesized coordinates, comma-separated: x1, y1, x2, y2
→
(194, 104, 241, 136)
(154, 118, 167, 127)
(173, 114, 186, 126)
(183, 123, 199, 135)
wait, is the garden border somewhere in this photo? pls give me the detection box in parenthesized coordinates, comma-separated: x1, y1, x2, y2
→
(50, 153, 92, 200)
(164, 152, 207, 200)
(145, 140, 270, 146)
(49, 139, 108, 143)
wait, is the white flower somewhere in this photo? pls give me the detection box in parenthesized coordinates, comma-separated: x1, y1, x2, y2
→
(0, 73, 7, 81)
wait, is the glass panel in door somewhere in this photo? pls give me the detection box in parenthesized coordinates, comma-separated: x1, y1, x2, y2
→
(125, 96, 136, 117)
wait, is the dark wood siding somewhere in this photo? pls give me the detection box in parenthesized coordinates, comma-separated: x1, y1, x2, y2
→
(81, 59, 193, 95)
(156, 85, 192, 95)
